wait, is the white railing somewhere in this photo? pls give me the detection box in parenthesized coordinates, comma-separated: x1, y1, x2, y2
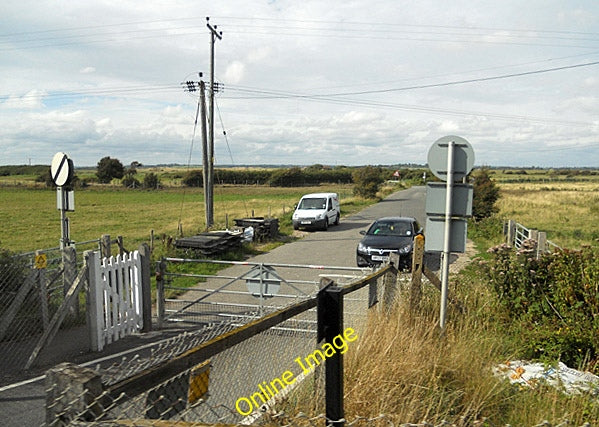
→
(87, 250, 143, 351)
(505, 220, 561, 256)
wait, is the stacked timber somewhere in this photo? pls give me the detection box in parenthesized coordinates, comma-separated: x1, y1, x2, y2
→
(174, 231, 243, 256)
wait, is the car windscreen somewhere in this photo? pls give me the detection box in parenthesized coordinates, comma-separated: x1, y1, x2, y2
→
(298, 198, 326, 210)
(367, 221, 412, 236)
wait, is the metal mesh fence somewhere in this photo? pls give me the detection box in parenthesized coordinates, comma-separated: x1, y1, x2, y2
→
(44, 269, 380, 426)
(0, 242, 105, 380)
(0, 253, 66, 378)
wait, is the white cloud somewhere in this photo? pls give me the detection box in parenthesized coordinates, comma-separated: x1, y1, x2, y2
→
(1, 89, 47, 109)
(0, 1, 598, 167)
(223, 61, 246, 84)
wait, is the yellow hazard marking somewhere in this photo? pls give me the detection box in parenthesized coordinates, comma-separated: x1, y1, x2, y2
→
(188, 360, 211, 404)
(35, 253, 47, 269)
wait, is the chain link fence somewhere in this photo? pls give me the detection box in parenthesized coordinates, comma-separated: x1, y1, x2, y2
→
(0, 250, 72, 379)
(0, 237, 125, 381)
(44, 263, 394, 426)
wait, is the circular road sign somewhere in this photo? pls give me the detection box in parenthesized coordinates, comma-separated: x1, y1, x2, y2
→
(427, 135, 474, 182)
(50, 152, 73, 187)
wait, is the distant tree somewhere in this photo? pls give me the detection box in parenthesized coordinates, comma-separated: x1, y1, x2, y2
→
(122, 163, 140, 188)
(122, 175, 140, 188)
(96, 157, 124, 184)
(182, 170, 203, 187)
(268, 167, 304, 187)
(471, 167, 500, 220)
(143, 172, 160, 189)
(352, 166, 384, 199)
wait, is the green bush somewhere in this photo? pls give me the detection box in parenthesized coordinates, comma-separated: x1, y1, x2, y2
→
(482, 244, 599, 371)
(352, 166, 384, 199)
(143, 172, 160, 189)
(471, 167, 500, 220)
(268, 167, 304, 187)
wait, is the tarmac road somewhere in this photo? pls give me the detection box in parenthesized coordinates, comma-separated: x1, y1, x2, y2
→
(0, 185, 429, 426)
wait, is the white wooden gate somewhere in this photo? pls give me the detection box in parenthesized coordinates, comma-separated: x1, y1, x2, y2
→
(87, 250, 143, 351)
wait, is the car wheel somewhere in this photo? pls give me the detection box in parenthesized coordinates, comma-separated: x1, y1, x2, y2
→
(334, 214, 340, 225)
(322, 218, 328, 231)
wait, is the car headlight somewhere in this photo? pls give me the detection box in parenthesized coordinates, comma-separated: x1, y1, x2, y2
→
(357, 242, 368, 253)
(398, 244, 412, 254)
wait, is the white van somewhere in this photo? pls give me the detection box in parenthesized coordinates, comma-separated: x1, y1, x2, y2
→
(292, 192, 340, 231)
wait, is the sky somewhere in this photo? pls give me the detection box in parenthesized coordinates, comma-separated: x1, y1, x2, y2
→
(1, 1, 598, 168)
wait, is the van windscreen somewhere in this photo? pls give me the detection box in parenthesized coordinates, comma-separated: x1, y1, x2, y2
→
(298, 198, 326, 210)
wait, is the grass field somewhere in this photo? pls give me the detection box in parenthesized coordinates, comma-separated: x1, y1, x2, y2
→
(2, 167, 597, 253)
(0, 184, 374, 253)
(496, 181, 599, 249)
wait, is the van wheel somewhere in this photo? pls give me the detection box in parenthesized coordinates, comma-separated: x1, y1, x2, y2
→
(322, 218, 328, 231)
(334, 214, 340, 225)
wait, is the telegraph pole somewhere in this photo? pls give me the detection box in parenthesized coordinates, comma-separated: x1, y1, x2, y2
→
(182, 76, 210, 229)
(199, 80, 210, 229)
(206, 16, 222, 227)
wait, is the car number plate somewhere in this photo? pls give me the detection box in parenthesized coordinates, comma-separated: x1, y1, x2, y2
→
(371, 255, 389, 261)
(301, 221, 312, 224)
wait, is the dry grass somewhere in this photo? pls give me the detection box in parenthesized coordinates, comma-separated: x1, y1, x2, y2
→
(497, 182, 599, 249)
(342, 299, 508, 425)
(313, 291, 599, 425)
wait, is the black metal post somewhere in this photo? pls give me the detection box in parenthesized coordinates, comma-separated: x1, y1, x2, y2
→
(317, 281, 344, 427)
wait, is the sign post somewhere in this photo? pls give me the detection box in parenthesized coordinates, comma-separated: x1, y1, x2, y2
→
(51, 152, 75, 249)
(426, 136, 474, 330)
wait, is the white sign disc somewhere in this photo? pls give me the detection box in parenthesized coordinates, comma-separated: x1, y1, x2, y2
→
(50, 152, 72, 186)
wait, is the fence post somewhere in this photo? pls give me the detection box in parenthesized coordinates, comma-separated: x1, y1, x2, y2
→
(45, 362, 103, 425)
(138, 243, 153, 332)
(116, 235, 127, 254)
(505, 220, 516, 246)
(317, 279, 344, 427)
(537, 232, 547, 258)
(156, 259, 166, 329)
(62, 246, 78, 318)
(85, 251, 104, 352)
(410, 234, 425, 310)
(101, 234, 111, 258)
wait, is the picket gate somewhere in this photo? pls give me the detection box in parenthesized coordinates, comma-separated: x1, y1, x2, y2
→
(87, 250, 143, 351)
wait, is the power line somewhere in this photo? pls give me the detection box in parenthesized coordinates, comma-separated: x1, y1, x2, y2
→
(4, 15, 598, 40)
(3, 15, 598, 52)
(316, 61, 599, 97)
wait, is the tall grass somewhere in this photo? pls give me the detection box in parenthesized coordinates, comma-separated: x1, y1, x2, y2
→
(497, 182, 599, 248)
(289, 274, 599, 425)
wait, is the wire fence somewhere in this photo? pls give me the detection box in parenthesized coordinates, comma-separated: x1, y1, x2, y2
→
(44, 263, 395, 426)
(0, 253, 74, 378)
(0, 237, 126, 379)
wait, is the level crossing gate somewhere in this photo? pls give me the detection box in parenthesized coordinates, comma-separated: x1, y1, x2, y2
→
(155, 258, 371, 330)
